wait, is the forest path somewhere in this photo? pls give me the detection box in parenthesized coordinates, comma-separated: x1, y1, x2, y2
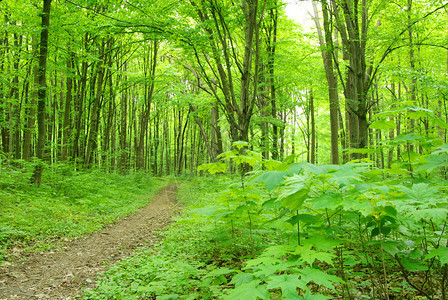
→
(0, 183, 181, 300)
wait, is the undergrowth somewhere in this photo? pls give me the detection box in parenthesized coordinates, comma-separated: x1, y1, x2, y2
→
(0, 161, 165, 263)
(83, 141, 448, 299)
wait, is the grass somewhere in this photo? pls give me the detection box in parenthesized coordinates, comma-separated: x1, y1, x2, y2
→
(0, 160, 166, 263)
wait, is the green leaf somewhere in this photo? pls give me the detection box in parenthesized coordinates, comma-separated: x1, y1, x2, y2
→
(158, 294, 180, 300)
(266, 274, 306, 298)
(232, 141, 249, 150)
(400, 183, 441, 206)
(418, 154, 448, 172)
(224, 280, 269, 300)
(293, 245, 336, 265)
(302, 236, 343, 252)
(299, 267, 344, 290)
(311, 193, 342, 210)
(197, 162, 227, 174)
(370, 119, 396, 130)
(433, 143, 448, 155)
(279, 174, 310, 211)
(409, 208, 448, 224)
(203, 267, 236, 279)
(298, 290, 330, 300)
(261, 245, 293, 258)
(250, 171, 287, 191)
(263, 159, 283, 171)
(393, 133, 422, 143)
(425, 247, 448, 265)
(400, 256, 429, 272)
(287, 214, 320, 226)
(230, 272, 256, 287)
(281, 189, 309, 211)
(329, 163, 367, 187)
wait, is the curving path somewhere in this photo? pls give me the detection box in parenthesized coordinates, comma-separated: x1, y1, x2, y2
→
(0, 184, 180, 299)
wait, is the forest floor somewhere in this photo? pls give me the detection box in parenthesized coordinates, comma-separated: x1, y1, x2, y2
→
(0, 183, 180, 300)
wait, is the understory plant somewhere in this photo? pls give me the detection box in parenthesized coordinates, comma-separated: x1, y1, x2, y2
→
(84, 141, 448, 299)
(0, 160, 164, 262)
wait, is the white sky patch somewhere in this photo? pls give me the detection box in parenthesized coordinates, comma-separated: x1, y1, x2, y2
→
(285, 0, 315, 32)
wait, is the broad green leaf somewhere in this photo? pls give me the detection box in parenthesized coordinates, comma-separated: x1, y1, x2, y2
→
(230, 272, 256, 287)
(286, 162, 306, 176)
(293, 245, 335, 265)
(197, 162, 226, 174)
(433, 143, 448, 155)
(299, 267, 344, 290)
(311, 193, 342, 210)
(203, 267, 236, 279)
(425, 247, 448, 265)
(287, 214, 320, 225)
(278, 174, 310, 210)
(281, 188, 309, 211)
(393, 133, 421, 143)
(299, 291, 331, 300)
(329, 163, 366, 187)
(261, 245, 293, 258)
(263, 159, 283, 171)
(370, 119, 396, 130)
(191, 205, 223, 217)
(400, 257, 429, 272)
(408, 208, 448, 224)
(232, 141, 249, 150)
(250, 171, 287, 191)
(224, 280, 269, 300)
(367, 241, 404, 256)
(266, 274, 306, 298)
(382, 205, 397, 217)
(418, 154, 448, 172)
(302, 236, 343, 252)
(434, 118, 448, 130)
(400, 183, 440, 206)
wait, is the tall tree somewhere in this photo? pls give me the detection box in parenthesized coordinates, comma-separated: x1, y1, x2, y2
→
(31, 0, 51, 185)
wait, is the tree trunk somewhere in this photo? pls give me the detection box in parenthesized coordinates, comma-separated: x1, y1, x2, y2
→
(136, 40, 158, 170)
(84, 39, 105, 168)
(23, 36, 39, 161)
(62, 49, 73, 161)
(313, 0, 340, 164)
(31, 0, 51, 185)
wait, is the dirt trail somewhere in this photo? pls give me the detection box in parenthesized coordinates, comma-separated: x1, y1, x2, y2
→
(0, 183, 180, 300)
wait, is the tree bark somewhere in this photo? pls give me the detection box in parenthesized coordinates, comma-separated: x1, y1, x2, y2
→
(313, 0, 340, 164)
(31, 0, 51, 185)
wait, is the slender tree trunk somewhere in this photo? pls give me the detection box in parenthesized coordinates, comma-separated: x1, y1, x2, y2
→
(23, 36, 39, 161)
(31, 0, 51, 185)
(62, 49, 73, 161)
(407, 0, 416, 153)
(313, 0, 340, 164)
(310, 91, 316, 164)
(84, 39, 105, 168)
(136, 40, 158, 170)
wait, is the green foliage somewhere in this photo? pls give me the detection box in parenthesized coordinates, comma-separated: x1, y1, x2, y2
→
(84, 144, 448, 299)
(0, 163, 164, 262)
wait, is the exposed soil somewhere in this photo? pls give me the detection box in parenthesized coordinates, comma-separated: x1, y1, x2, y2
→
(0, 183, 181, 300)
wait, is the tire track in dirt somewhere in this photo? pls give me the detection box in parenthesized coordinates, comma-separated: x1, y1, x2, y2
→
(0, 183, 180, 299)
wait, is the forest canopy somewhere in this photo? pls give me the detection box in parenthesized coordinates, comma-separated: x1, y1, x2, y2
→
(1, 0, 447, 177)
